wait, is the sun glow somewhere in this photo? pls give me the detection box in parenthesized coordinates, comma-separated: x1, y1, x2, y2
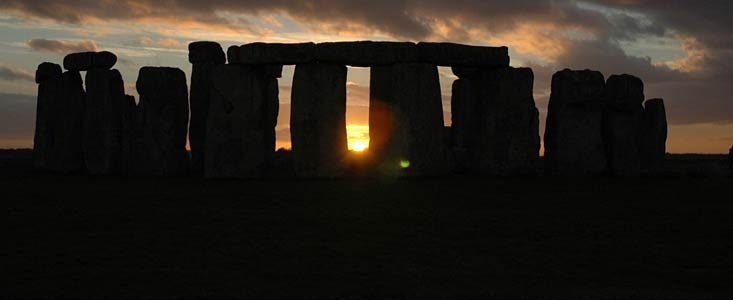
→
(346, 124, 369, 152)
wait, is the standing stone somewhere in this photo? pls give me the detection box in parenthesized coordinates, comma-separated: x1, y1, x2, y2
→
(290, 63, 348, 177)
(451, 67, 539, 175)
(83, 68, 126, 175)
(48, 70, 86, 173)
(33, 62, 62, 170)
(205, 65, 275, 178)
(135, 67, 190, 176)
(369, 63, 446, 176)
(642, 98, 667, 173)
(121, 95, 137, 175)
(729, 145, 733, 170)
(544, 69, 606, 176)
(603, 74, 645, 176)
(188, 41, 225, 176)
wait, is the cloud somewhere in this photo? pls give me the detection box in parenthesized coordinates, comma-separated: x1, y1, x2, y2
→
(0, 65, 34, 82)
(27, 38, 97, 54)
(140, 37, 182, 49)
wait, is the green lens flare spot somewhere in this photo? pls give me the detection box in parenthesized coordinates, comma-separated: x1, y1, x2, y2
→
(399, 160, 410, 169)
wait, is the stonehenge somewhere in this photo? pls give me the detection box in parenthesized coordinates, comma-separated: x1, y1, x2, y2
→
(603, 74, 645, 176)
(544, 69, 607, 176)
(33, 40, 669, 178)
(135, 67, 190, 176)
(33, 62, 62, 170)
(642, 98, 667, 172)
(291, 63, 348, 177)
(189, 41, 225, 176)
(451, 67, 540, 175)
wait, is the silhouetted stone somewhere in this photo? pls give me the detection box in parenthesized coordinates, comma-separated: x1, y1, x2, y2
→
(35, 62, 62, 84)
(228, 43, 315, 65)
(642, 98, 667, 173)
(189, 41, 225, 176)
(369, 63, 446, 176)
(83, 69, 126, 175)
(121, 95, 136, 175)
(603, 74, 645, 176)
(451, 67, 539, 175)
(188, 41, 226, 64)
(48, 70, 85, 173)
(729, 146, 733, 170)
(290, 63, 348, 177)
(544, 69, 606, 176)
(63, 51, 117, 71)
(33, 62, 62, 170)
(205, 65, 276, 178)
(135, 67, 189, 176)
(451, 66, 481, 78)
(316, 41, 417, 67)
(417, 43, 509, 67)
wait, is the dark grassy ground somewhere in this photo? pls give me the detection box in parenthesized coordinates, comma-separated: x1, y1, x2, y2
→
(3, 150, 733, 299)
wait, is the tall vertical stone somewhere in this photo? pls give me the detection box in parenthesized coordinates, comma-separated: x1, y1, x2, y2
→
(290, 63, 348, 177)
(135, 67, 190, 176)
(451, 67, 540, 175)
(49, 70, 86, 173)
(205, 65, 275, 178)
(544, 69, 606, 176)
(642, 98, 667, 173)
(33, 62, 62, 170)
(188, 41, 225, 176)
(121, 95, 136, 175)
(369, 63, 446, 176)
(603, 74, 645, 176)
(83, 68, 126, 175)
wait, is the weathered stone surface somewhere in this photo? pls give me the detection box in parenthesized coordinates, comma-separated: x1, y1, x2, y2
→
(63, 51, 117, 71)
(316, 41, 417, 67)
(544, 69, 606, 176)
(83, 69, 126, 175)
(189, 42, 226, 176)
(451, 67, 539, 175)
(290, 63, 348, 177)
(228, 43, 315, 65)
(205, 65, 276, 178)
(135, 67, 189, 176)
(33, 62, 62, 170)
(642, 98, 667, 173)
(603, 74, 645, 176)
(188, 41, 225, 64)
(48, 70, 85, 173)
(418, 42, 509, 67)
(35, 62, 62, 84)
(369, 63, 446, 176)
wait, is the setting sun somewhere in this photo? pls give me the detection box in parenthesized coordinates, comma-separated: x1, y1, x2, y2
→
(353, 141, 366, 152)
(346, 124, 369, 152)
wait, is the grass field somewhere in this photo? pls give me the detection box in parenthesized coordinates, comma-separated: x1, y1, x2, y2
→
(3, 150, 733, 298)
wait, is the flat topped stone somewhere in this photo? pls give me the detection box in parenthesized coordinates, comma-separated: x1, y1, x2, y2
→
(605, 74, 644, 111)
(315, 41, 417, 67)
(63, 51, 117, 71)
(136, 67, 187, 95)
(35, 62, 62, 83)
(418, 42, 509, 67)
(550, 69, 606, 105)
(188, 41, 225, 64)
(228, 42, 316, 65)
(225, 41, 509, 66)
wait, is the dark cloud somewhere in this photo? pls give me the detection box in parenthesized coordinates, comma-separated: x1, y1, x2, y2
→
(0, 65, 34, 82)
(27, 38, 98, 54)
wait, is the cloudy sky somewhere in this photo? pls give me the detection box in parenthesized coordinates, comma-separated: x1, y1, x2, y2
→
(0, 0, 731, 153)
